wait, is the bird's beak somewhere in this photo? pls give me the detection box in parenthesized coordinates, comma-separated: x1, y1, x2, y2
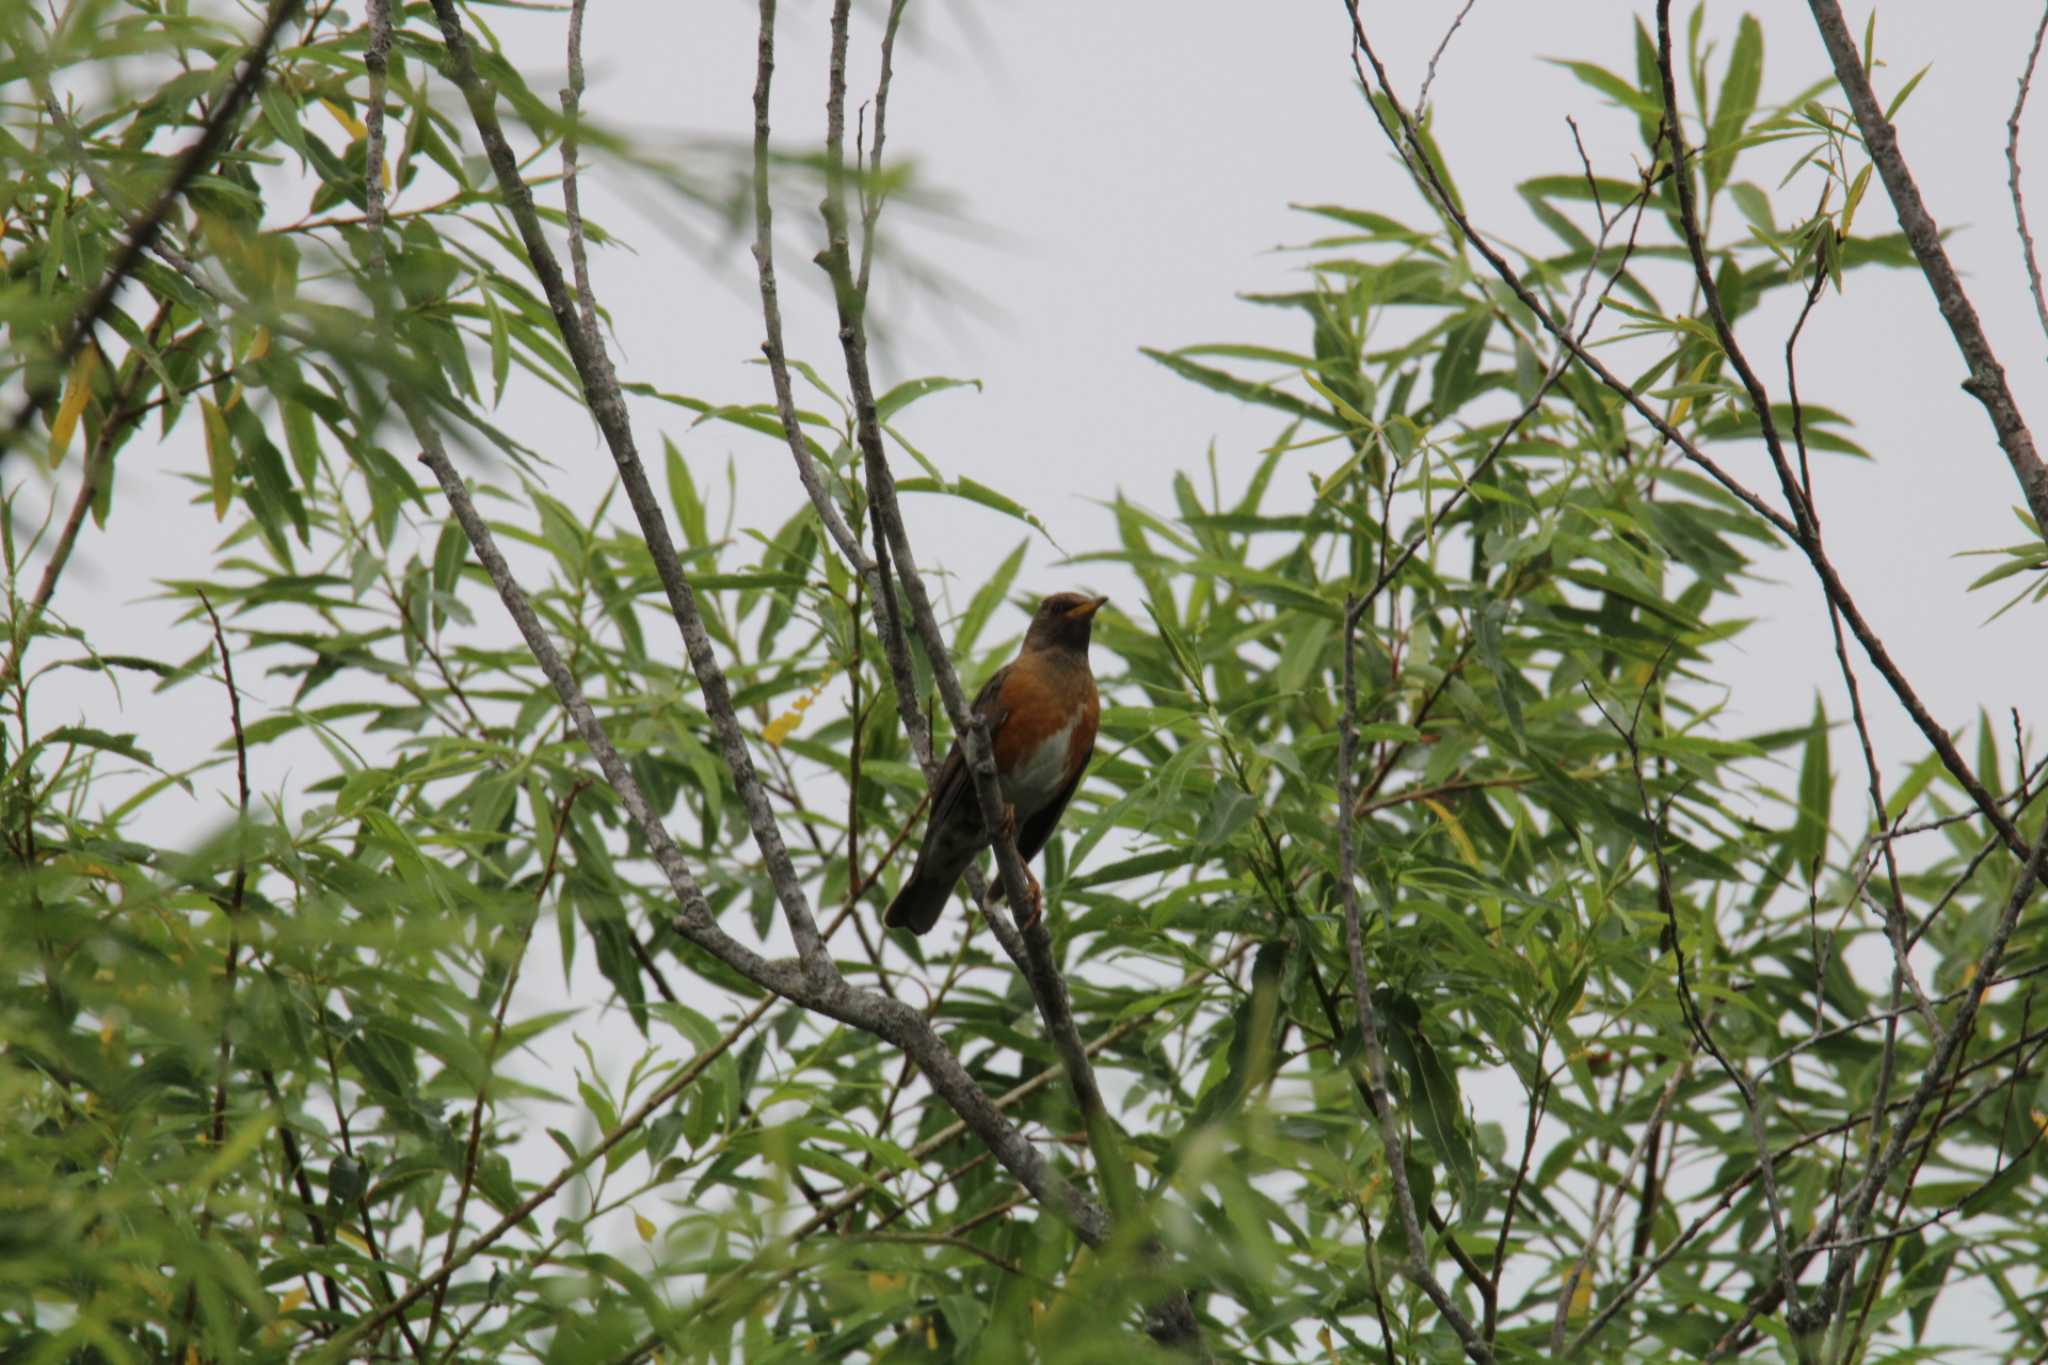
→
(1073, 595, 1109, 619)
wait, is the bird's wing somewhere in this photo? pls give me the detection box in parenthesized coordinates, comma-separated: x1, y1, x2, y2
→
(1015, 734, 1093, 862)
(924, 663, 1012, 838)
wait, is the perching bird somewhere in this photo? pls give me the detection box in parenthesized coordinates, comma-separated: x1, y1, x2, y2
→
(883, 591, 1107, 935)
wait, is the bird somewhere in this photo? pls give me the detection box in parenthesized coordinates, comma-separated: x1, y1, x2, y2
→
(883, 591, 1107, 936)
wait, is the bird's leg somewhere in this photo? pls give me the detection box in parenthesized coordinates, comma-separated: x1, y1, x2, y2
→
(986, 804, 1020, 906)
(992, 803, 1043, 929)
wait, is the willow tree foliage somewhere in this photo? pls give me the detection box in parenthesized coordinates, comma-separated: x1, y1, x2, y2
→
(3, 1, 2045, 1362)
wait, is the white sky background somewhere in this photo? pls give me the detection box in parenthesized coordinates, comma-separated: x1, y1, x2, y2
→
(27, 0, 2048, 1355)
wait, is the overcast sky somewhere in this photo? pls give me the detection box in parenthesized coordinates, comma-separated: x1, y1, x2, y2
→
(33, 3, 2048, 1354)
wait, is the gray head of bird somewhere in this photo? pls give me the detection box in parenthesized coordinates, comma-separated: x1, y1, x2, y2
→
(1022, 592, 1108, 653)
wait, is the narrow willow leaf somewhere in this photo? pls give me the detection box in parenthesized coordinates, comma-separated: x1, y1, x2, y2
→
(201, 397, 235, 520)
(47, 348, 97, 467)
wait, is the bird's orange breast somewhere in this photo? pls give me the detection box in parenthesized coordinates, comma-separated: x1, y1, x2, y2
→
(992, 660, 1098, 812)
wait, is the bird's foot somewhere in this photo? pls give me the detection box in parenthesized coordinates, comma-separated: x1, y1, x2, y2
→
(1016, 868, 1044, 933)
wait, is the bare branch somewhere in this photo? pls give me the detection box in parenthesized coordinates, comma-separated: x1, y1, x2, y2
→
(1804, 811, 2048, 1339)
(1807, 0, 2048, 534)
(333, 447, 1110, 1358)
(1415, 0, 1478, 117)
(1587, 658, 1801, 1348)
(2008, 4, 2048, 352)
(560, 0, 603, 348)
(747, 0, 934, 780)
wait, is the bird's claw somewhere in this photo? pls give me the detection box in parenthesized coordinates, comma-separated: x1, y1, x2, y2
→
(1016, 869, 1044, 933)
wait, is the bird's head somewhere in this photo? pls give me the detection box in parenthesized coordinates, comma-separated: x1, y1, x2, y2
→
(1022, 591, 1108, 654)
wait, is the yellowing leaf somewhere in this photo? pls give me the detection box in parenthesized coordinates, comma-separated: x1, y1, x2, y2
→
(201, 398, 235, 519)
(1421, 797, 1479, 867)
(323, 99, 394, 189)
(322, 98, 367, 142)
(2031, 1111, 2048, 1140)
(1668, 352, 1715, 429)
(48, 348, 98, 467)
(763, 664, 838, 748)
(761, 709, 802, 748)
(634, 1211, 656, 1243)
(278, 1287, 307, 1313)
(243, 326, 271, 364)
(1568, 1269, 1593, 1319)
(867, 1271, 904, 1293)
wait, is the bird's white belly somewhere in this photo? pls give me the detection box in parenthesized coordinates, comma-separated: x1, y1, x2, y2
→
(1001, 714, 1078, 814)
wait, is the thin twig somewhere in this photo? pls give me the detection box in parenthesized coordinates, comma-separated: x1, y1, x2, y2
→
(1415, 0, 1478, 117)
(745, 0, 930, 777)
(560, 0, 603, 349)
(1806, 0, 2048, 535)
(197, 589, 251, 1152)
(2012, 5, 2048, 349)
(1585, 648, 1800, 1353)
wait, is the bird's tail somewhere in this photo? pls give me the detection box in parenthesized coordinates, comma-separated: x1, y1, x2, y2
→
(883, 868, 950, 936)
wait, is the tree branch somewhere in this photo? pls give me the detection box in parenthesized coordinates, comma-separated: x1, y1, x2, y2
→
(2005, 4, 2048, 353)
(811, 0, 1187, 1342)
(425, 0, 833, 980)
(1806, 0, 2048, 534)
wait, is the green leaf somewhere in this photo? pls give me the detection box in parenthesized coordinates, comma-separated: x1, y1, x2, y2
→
(43, 726, 157, 769)
(953, 539, 1027, 660)
(1381, 993, 1478, 1203)
(201, 397, 235, 521)
(1547, 58, 1665, 118)
(1141, 347, 1342, 429)
(895, 476, 1058, 547)
(873, 375, 981, 424)
(1791, 696, 1832, 882)
(1705, 16, 1763, 194)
